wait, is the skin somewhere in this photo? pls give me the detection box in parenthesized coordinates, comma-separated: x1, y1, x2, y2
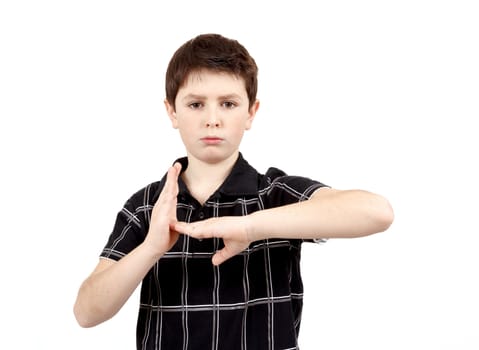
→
(73, 70, 394, 328)
(165, 70, 259, 204)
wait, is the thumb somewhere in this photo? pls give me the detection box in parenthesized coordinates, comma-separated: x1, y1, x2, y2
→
(212, 248, 234, 266)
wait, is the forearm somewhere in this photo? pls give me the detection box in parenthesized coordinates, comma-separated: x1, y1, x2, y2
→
(247, 189, 394, 241)
(174, 188, 393, 265)
(74, 242, 162, 328)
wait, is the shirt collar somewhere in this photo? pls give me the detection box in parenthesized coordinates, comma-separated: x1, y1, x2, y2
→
(172, 152, 260, 197)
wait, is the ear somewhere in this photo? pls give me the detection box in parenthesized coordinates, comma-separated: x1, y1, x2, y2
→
(164, 99, 178, 129)
(245, 99, 260, 130)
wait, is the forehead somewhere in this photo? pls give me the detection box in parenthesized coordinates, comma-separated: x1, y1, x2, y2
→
(179, 70, 247, 96)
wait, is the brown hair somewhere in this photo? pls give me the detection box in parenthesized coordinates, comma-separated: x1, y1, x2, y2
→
(165, 33, 258, 109)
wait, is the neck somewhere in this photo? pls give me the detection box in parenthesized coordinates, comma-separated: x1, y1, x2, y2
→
(181, 152, 239, 204)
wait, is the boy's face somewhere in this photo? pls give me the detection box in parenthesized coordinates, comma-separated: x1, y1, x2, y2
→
(165, 70, 259, 165)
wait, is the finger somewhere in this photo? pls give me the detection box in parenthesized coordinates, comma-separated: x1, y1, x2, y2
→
(174, 221, 214, 240)
(168, 223, 182, 236)
(172, 161, 182, 174)
(212, 248, 234, 266)
(173, 222, 189, 234)
(167, 163, 181, 187)
(162, 163, 182, 199)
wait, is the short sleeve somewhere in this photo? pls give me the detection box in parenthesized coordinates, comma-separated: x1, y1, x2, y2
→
(261, 167, 329, 244)
(261, 167, 328, 205)
(100, 183, 159, 261)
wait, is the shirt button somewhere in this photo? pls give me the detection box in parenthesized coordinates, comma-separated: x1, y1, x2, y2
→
(198, 212, 205, 219)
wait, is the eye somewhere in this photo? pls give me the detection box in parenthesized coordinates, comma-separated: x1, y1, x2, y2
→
(188, 102, 203, 109)
(222, 101, 237, 109)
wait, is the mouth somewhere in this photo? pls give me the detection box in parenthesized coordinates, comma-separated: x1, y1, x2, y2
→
(201, 136, 223, 145)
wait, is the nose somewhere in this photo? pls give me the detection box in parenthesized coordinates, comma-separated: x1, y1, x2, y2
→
(205, 108, 221, 128)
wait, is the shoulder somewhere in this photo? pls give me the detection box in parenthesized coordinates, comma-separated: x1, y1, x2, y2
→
(262, 166, 326, 190)
(124, 179, 165, 210)
(259, 166, 328, 202)
(125, 156, 187, 206)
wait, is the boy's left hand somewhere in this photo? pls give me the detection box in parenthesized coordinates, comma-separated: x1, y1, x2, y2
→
(173, 217, 251, 266)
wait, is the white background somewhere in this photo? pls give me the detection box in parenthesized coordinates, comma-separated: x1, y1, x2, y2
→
(1, 1, 478, 349)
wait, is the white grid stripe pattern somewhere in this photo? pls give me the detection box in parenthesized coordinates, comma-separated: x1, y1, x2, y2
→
(101, 155, 327, 349)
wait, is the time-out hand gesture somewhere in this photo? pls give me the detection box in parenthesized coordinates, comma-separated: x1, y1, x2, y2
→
(144, 162, 182, 256)
(174, 216, 252, 266)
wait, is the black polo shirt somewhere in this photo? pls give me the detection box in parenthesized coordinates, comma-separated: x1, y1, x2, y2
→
(101, 153, 327, 350)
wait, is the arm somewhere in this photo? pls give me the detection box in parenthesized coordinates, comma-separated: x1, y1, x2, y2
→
(248, 188, 394, 240)
(73, 163, 182, 328)
(73, 245, 162, 328)
(174, 188, 394, 265)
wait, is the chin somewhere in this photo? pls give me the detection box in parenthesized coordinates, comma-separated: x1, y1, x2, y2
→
(191, 149, 238, 164)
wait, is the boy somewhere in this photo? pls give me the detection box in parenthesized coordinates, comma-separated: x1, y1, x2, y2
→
(74, 33, 394, 349)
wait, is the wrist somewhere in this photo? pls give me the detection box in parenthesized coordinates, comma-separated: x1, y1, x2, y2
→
(244, 211, 261, 242)
(140, 237, 167, 262)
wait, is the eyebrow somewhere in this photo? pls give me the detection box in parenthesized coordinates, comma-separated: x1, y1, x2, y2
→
(181, 93, 243, 102)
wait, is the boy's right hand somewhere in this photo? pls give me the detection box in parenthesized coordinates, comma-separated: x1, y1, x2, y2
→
(143, 162, 182, 257)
